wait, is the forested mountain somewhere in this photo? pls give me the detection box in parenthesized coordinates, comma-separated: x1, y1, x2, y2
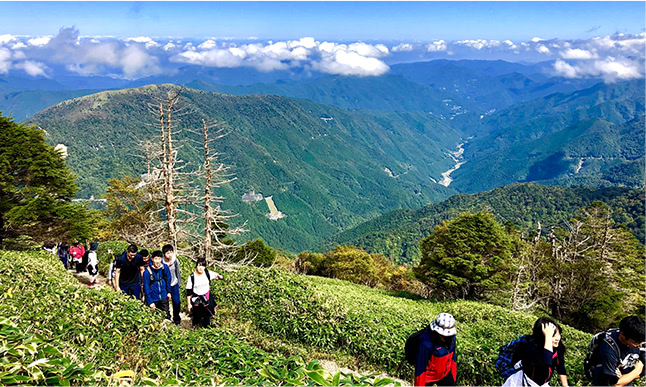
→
(389, 59, 602, 111)
(451, 80, 645, 192)
(186, 74, 480, 125)
(29, 85, 461, 251)
(324, 183, 644, 264)
(0, 89, 100, 121)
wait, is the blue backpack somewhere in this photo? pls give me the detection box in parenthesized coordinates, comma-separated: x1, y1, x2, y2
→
(495, 335, 533, 379)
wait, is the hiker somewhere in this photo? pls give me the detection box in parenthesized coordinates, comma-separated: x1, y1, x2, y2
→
(589, 315, 645, 386)
(57, 242, 69, 268)
(138, 249, 150, 303)
(107, 256, 116, 287)
(186, 258, 223, 328)
(69, 241, 85, 271)
(113, 244, 144, 299)
(500, 317, 568, 387)
(86, 242, 99, 287)
(43, 242, 57, 255)
(414, 313, 457, 386)
(143, 250, 172, 320)
(162, 244, 182, 325)
(78, 241, 90, 273)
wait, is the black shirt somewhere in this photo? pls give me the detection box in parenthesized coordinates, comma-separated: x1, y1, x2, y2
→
(115, 252, 143, 286)
(513, 339, 566, 385)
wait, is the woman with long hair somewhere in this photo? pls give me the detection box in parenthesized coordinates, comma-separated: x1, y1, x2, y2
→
(503, 317, 568, 387)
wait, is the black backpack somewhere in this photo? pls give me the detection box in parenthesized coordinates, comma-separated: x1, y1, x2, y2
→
(583, 329, 620, 380)
(405, 327, 428, 365)
(495, 335, 533, 379)
(147, 266, 168, 285)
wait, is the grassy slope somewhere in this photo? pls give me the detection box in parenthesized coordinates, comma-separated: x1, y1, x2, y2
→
(0, 249, 396, 386)
(211, 265, 593, 386)
(95, 241, 594, 385)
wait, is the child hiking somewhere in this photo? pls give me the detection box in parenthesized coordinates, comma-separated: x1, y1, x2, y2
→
(86, 242, 99, 287)
(162, 244, 182, 325)
(143, 250, 172, 320)
(186, 258, 223, 328)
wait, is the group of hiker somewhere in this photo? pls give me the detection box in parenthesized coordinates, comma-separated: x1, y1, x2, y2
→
(46, 242, 223, 328)
(106, 243, 224, 328)
(409, 313, 645, 387)
(47, 241, 100, 286)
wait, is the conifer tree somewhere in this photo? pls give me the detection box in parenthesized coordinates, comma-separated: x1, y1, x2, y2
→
(415, 211, 512, 299)
(0, 114, 92, 246)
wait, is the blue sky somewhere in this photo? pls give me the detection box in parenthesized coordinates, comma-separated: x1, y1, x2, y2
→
(1, 2, 644, 41)
(0, 2, 644, 81)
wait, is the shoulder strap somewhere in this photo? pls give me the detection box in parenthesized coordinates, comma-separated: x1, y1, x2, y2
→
(190, 273, 195, 293)
(205, 269, 211, 281)
(604, 330, 621, 357)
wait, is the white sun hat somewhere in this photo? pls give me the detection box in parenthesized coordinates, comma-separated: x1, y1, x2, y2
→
(430, 313, 456, 337)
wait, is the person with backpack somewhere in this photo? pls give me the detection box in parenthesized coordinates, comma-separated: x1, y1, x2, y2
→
(588, 316, 645, 386)
(498, 317, 568, 387)
(113, 244, 144, 299)
(162, 244, 182, 325)
(57, 242, 69, 269)
(143, 250, 172, 320)
(86, 242, 99, 287)
(69, 241, 85, 271)
(409, 312, 457, 386)
(78, 241, 90, 273)
(185, 258, 223, 328)
(138, 249, 150, 303)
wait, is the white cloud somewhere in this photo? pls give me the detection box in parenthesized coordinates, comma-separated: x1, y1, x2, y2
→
(120, 44, 161, 78)
(553, 57, 643, 82)
(11, 42, 27, 50)
(553, 59, 578, 78)
(0, 48, 11, 73)
(289, 37, 317, 49)
(313, 49, 389, 76)
(15, 61, 49, 77)
(174, 48, 245, 68)
(197, 39, 217, 50)
(0, 34, 17, 46)
(503, 40, 517, 50)
(426, 40, 448, 52)
(124, 36, 159, 49)
(163, 42, 176, 51)
(348, 42, 389, 58)
(27, 36, 52, 47)
(456, 39, 501, 50)
(560, 48, 598, 59)
(531, 37, 544, 42)
(535, 44, 551, 55)
(392, 43, 414, 52)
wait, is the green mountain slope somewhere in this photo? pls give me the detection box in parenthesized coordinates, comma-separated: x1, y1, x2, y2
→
(451, 80, 645, 192)
(0, 89, 101, 121)
(186, 74, 480, 122)
(389, 60, 601, 111)
(323, 183, 644, 264)
(29, 85, 462, 251)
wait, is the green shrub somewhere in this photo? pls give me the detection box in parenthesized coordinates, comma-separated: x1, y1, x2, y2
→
(0, 249, 396, 386)
(213, 266, 593, 386)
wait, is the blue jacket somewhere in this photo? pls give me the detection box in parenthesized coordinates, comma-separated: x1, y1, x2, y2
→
(142, 263, 172, 305)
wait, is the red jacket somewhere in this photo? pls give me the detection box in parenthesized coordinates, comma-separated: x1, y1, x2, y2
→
(69, 245, 85, 262)
(414, 330, 457, 386)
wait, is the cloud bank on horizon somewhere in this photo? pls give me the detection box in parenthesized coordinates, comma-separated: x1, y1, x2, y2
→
(0, 27, 644, 83)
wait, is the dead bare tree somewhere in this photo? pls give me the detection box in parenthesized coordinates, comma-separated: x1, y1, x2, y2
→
(183, 119, 252, 268)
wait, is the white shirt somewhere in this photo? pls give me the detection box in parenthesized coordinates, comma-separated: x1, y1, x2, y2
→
(185, 271, 211, 296)
(88, 251, 98, 266)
